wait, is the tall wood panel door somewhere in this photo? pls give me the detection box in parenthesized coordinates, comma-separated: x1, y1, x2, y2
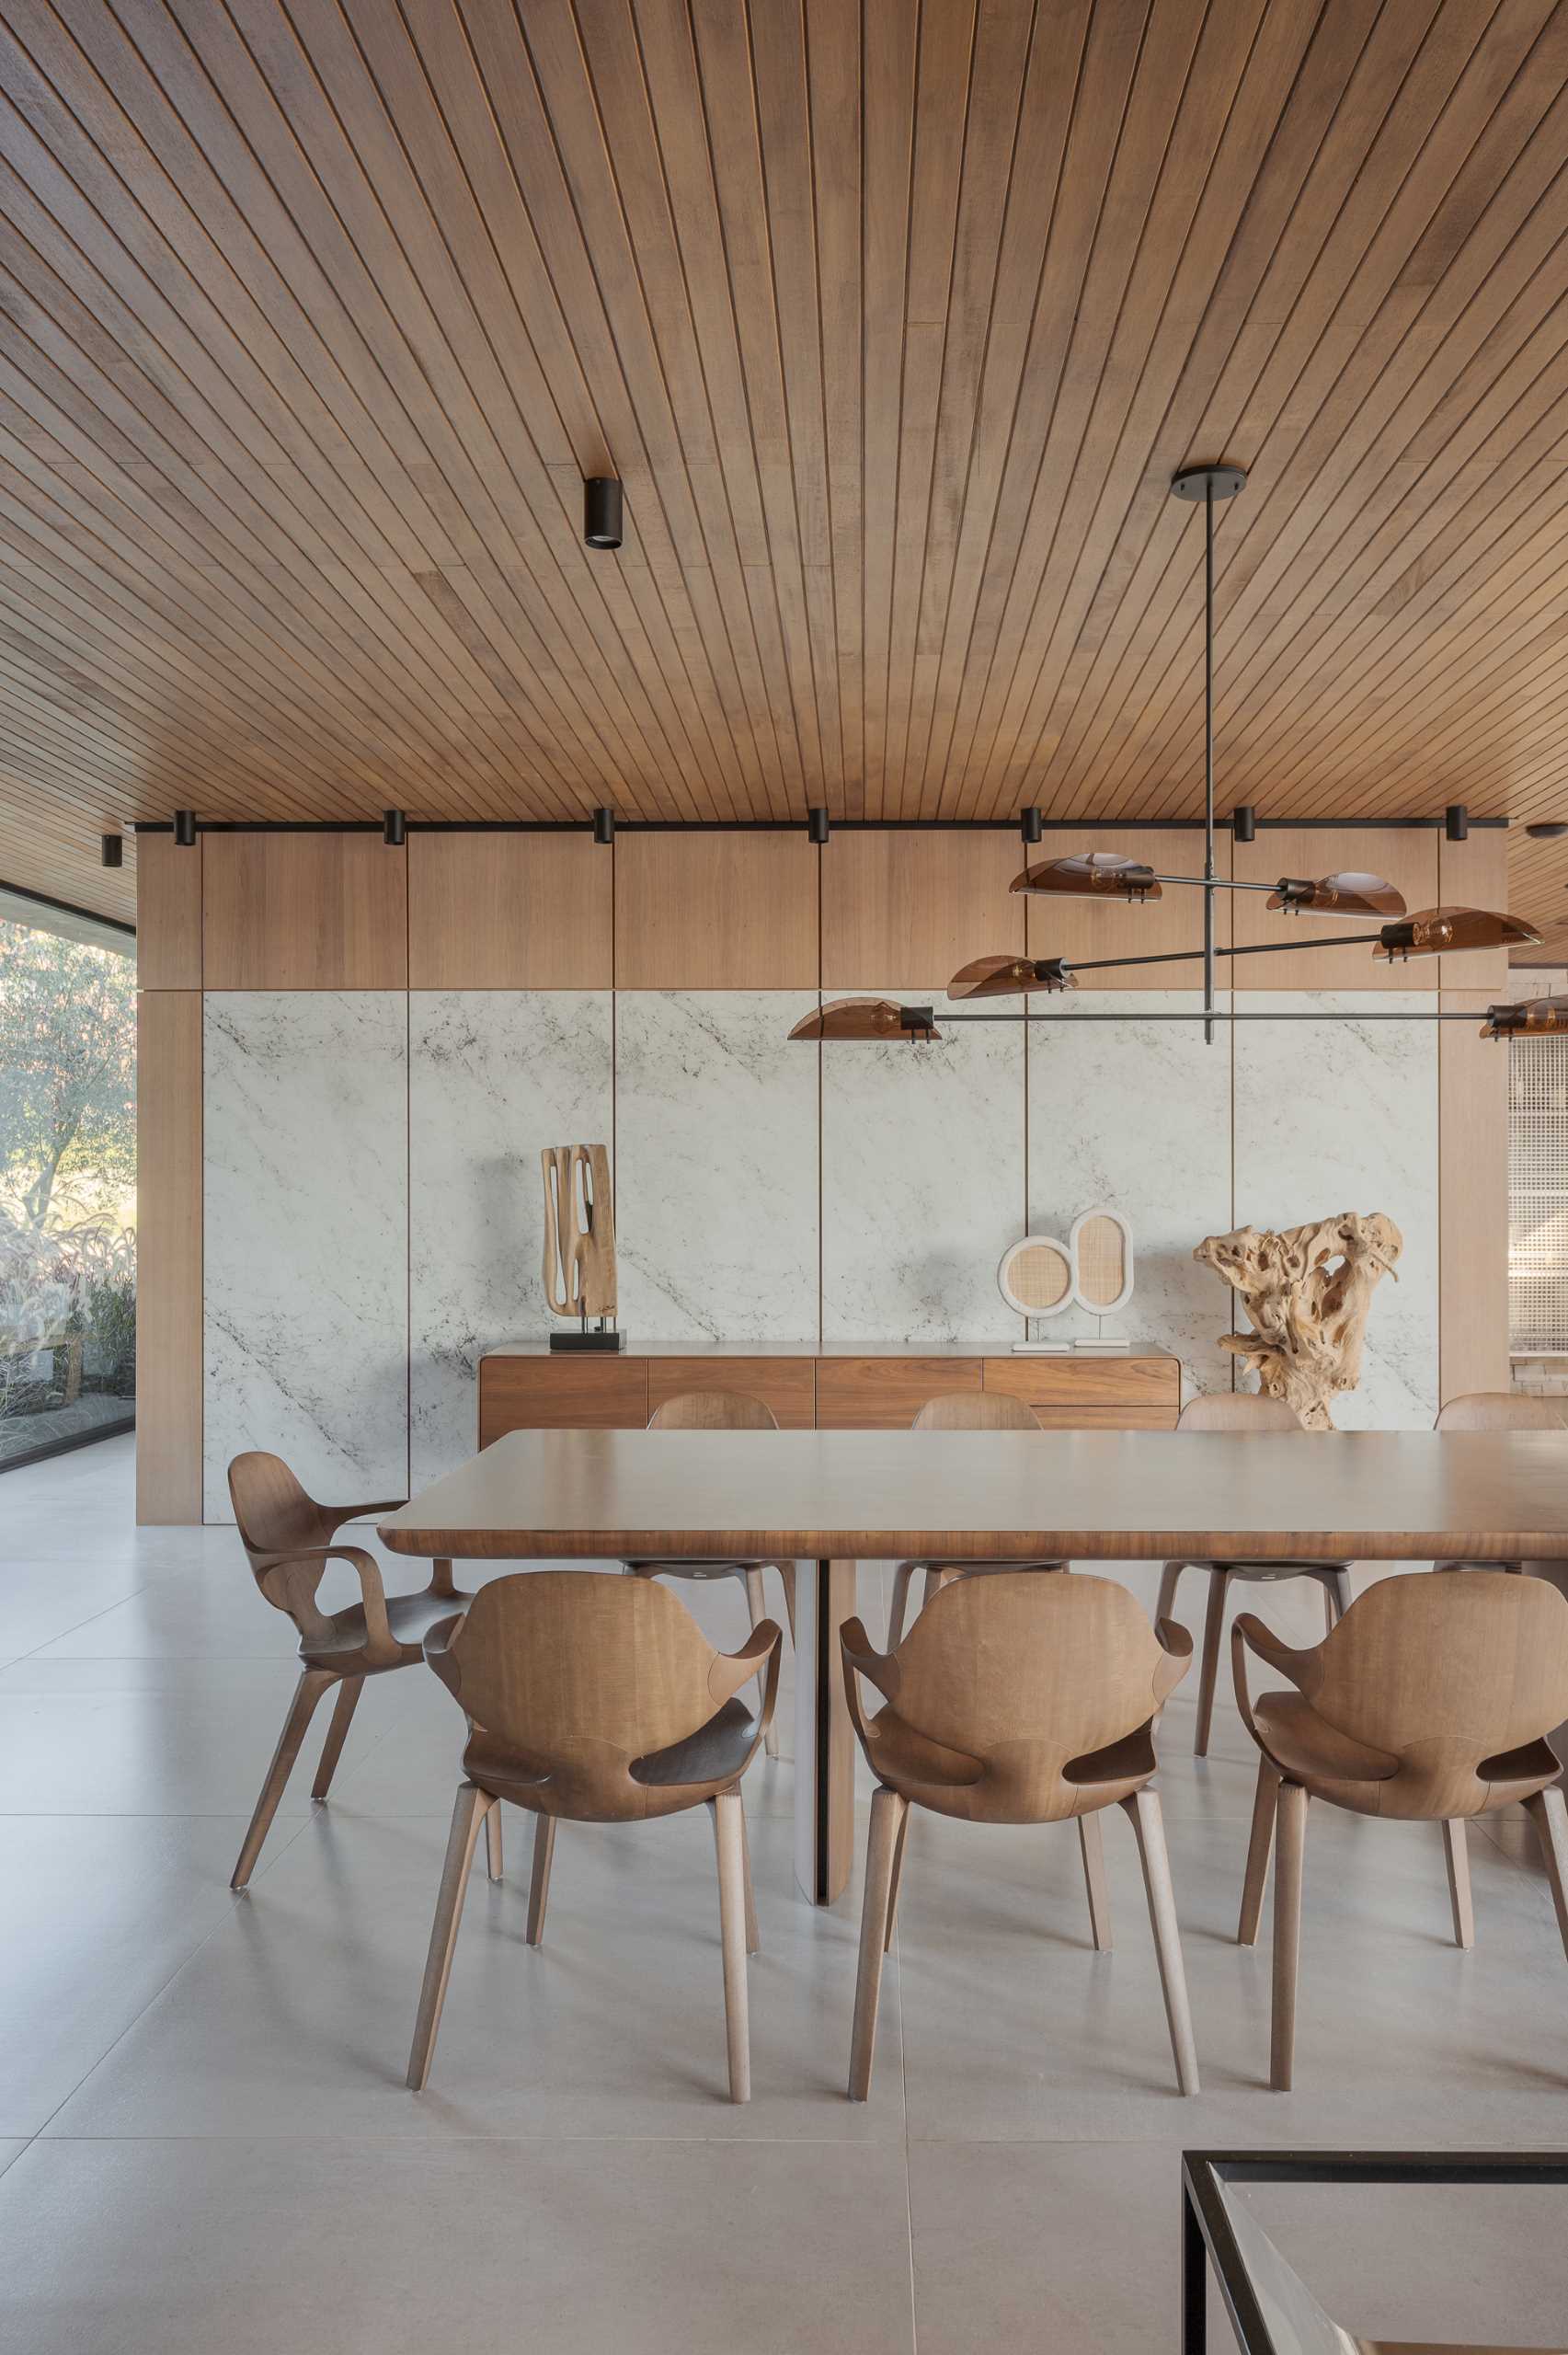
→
(136, 993, 202, 1523)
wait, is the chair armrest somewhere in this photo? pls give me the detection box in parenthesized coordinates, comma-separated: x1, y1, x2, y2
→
(257, 1543, 398, 1666)
(326, 1499, 407, 1537)
(421, 1610, 467, 1702)
(1152, 1616, 1193, 1706)
(708, 1621, 780, 1706)
(1230, 1612, 1315, 1748)
(839, 1618, 902, 1758)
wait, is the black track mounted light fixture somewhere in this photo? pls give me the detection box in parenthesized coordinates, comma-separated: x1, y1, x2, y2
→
(593, 807, 615, 845)
(1230, 804, 1256, 844)
(807, 807, 830, 845)
(1445, 803, 1470, 842)
(173, 810, 197, 847)
(1019, 806, 1043, 844)
(383, 809, 406, 847)
(100, 833, 123, 868)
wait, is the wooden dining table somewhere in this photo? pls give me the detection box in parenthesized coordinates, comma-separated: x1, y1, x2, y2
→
(379, 1425, 1568, 1904)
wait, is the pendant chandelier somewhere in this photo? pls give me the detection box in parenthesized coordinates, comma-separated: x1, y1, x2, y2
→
(793, 464, 1538, 1048)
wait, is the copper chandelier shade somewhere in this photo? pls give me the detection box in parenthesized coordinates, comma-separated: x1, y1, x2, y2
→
(1010, 850, 1162, 901)
(1266, 870, 1406, 917)
(1374, 906, 1542, 960)
(947, 954, 1076, 1001)
(788, 998, 943, 1043)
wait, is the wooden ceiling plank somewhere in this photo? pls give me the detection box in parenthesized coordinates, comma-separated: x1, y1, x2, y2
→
(859, 0, 918, 817)
(805, 0, 864, 818)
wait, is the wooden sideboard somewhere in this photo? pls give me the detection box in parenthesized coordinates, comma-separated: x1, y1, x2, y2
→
(478, 1340, 1181, 1446)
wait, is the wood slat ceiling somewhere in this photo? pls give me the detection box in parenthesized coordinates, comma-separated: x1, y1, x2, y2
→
(4, 0, 1568, 936)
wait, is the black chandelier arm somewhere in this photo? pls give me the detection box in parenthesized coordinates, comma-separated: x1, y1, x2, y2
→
(937, 1008, 1492, 1024)
(1148, 871, 1286, 894)
(1055, 929, 1389, 979)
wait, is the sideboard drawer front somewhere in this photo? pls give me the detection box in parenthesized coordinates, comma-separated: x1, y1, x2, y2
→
(479, 1356, 648, 1444)
(647, 1357, 817, 1429)
(815, 1356, 982, 1429)
(983, 1356, 1181, 1420)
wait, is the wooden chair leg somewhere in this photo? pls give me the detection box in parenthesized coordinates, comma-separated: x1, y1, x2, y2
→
(744, 1567, 779, 1757)
(1238, 1756, 1281, 1946)
(1079, 1811, 1113, 1951)
(850, 1786, 907, 2100)
(1524, 1786, 1568, 1959)
(231, 1667, 335, 1889)
(406, 1782, 489, 2090)
(883, 1799, 910, 1952)
(1195, 1568, 1230, 1756)
(710, 1788, 751, 2103)
(1154, 1560, 1183, 1626)
(1330, 1568, 1354, 1624)
(887, 1563, 917, 1648)
(777, 1561, 796, 1647)
(740, 1795, 761, 1955)
(310, 1671, 363, 1801)
(1442, 1819, 1474, 1949)
(1321, 1579, 1337, 1637)
(1121, 1789, 1199, 2094)
(1270, 1780, 1308, 2091)
(484, 1797, 504, 1883)
(526, 1813, 555, 1945)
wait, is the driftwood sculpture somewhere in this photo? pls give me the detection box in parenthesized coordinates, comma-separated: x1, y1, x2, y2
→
(1194, 1212, 1403, 1430)
(541, 1143, 618, 1327)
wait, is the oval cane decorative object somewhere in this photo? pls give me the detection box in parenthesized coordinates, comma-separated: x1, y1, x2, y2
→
(1070, 1209, 1134, 1315)
(997, 1235, 1074, 1319)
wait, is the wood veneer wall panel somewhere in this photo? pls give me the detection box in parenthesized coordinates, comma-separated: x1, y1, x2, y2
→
(820, 830, 1022, 988)
(1022, 828, 1230, 987)
(1439, 987, 1509, 1407)
(407, 833, 612, 987)
(1438, 828, 1511, 990)
(135, 991, 201, 1522)
(135, 833, 201, 989)
(1231, 828, 1438, 989)
(202, 834, 408, 989)
(613, 833, 818, 987)
(646, 1357, 817, 1429)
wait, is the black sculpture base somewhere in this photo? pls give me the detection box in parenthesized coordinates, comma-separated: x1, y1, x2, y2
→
(548, 1329, 627, 1353)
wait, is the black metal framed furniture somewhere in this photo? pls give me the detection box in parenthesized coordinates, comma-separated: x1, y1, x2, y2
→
(1182, 2150, 1568, 2355)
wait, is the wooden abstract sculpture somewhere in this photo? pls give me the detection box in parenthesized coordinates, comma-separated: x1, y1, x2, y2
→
(1194, 1212, 1403, 1430)
(541, 1144, 618, 1337)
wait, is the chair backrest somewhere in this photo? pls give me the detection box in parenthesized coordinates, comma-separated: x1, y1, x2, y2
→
(228, 1451, 334, 1579)
(1436, 1390, 1568, 1431)
(647, 1388, 779, 1431)
(880, 1571, 1184, 1818)
(1299, 1571, 1568, 1810)
(431, 1571, 762, 1815)
(1177, 1392, 1301, 1433)
(911, 1389, 1041, 1431)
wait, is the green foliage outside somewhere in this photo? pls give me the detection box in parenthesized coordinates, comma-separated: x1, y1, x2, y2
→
(0, 919, 138, 1430)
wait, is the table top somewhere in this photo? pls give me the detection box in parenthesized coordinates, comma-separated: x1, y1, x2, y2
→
(378, 1428, 1568, 1562)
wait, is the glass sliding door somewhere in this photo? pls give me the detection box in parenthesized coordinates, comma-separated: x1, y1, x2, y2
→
(0, 909, 137, 1469)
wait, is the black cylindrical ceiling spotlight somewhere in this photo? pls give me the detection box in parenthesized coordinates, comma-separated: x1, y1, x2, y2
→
(101, 833, 123, 868)
(1527, 821, 1568, 839)
(383, 809, 406, 846)
(1230, 804, 1256, 844)
(807, 807, 830, 845)
(584, 477, 624, 550)
(1019, 806, 1043, 844)
(173, 810, 197, 847)
(1445, 803, 1469, 842)
(593, 807, 615, 845)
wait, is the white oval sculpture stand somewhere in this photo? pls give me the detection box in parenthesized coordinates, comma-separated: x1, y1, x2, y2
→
(1070, 1208, 1135, 1350)
(999, 1212, 1137, 1352)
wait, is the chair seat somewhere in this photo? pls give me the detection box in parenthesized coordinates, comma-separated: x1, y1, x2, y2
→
(303, 1582, 470, 1671)
(864, 1707, 1156, 1823)
(627, 1557, 772, 1579)
(1253, 1692, 1563, 1818)
(897, 1557, 1066, 1577)
(1202, 1557, 1350, 1581)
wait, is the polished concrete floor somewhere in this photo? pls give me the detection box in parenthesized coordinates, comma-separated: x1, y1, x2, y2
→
(3, 1433, 1567, 2350)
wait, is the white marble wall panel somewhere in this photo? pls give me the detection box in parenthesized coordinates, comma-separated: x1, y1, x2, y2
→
(203, 994, 407, 1522)
(1026, 994, 1233, 1396)
(614, 994, 820, 1342)
(409, 993, 612, 1488)
(821, 985, 1024, 1345)
(1233, 992, 1439, 1429)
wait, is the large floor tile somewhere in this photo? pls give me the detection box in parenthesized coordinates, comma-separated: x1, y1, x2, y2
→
(49, 1800, 904, 2142)
(0, 1814, 280, 2135)
(0, 1562, 149, 1665)
(893, 1798, 1568, 2143)
(0, 2134, 916, 2355)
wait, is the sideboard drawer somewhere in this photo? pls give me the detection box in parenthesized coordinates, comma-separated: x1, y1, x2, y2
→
(816, 1356, 982, 1429)
(983, 1355, 1181, 1423)
(479, 1355, 648, 1445)
(646, 1356, 817, 1428)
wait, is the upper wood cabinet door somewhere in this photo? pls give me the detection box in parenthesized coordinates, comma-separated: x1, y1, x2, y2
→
(203, 834, 407, 989)
(136, 833, 202, 989)
(408, 833, 612, 987)
(613, 833, 819, 987)
(816, 1357, 983, 1429)
(820, 832, 1021, 989)
(646, 1357, 817, 1429)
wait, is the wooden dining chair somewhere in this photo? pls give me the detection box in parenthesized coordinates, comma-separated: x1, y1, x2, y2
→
(627, 1389, 795, 1758)
(406, 1570, 780, 2101)
(841, 1569, 1198, 2100)
(1155, 1393, 1354, 1756)
(1231, 1569, 1568, 2089)
(886, 1389, 1067, 1646)
(1433, 1392, 1568, 1573)
(227, 1450, 473, 1890)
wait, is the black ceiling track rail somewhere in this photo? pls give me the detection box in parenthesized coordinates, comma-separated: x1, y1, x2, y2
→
(0, 876, 137, 936)
(131, 815, 1509, 835)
